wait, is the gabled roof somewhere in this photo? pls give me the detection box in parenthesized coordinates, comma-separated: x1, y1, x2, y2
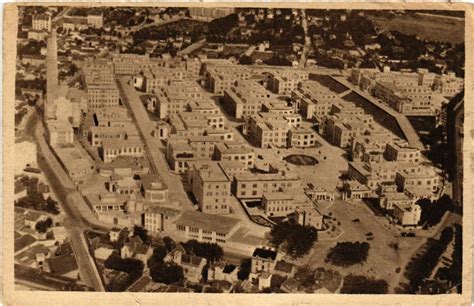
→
(48, 255, 78, 276)
(181, 253, 206, 267)
(274, 260, 294, 274)
(252, 247, 277, 260)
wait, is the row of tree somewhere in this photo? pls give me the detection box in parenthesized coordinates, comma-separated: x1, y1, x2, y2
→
(405, 226, 454, 293)
(416, 195, 454, 228)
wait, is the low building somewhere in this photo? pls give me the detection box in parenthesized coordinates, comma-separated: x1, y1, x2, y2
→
(172, 210, 241, 246)
(166, 246, 207, 283)
(379, 191, 416, 211)
(395, 165, 439, 198)
(121, 236, 153, 264)
(294, 207, 323, 230)
(273, 260, 296, 278)
(341, 180, 372, 200)
(207, 262, 239, 283)
(53, 144, 95, 185)
(392, 203, 422, 227)
(140, 174, 168, 203)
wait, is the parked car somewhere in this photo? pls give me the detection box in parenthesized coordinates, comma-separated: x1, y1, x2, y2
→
(365, 232, 373, 236)
(352, 218, 360, 223)
(401, 232, 416, 237)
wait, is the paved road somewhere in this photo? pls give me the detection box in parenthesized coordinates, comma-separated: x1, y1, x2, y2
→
(116, 77, 194, 210)
(299, 9, 311, 68)
(32, 110, 106, 291)
(177, 38, 206, 56)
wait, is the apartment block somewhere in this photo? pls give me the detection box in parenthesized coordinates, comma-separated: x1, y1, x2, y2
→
(89, 123, 139, 147)
(246, 114, 290, 148)
(288, 127, 318, 148)
(267, 70, 309, 95)
(32, 14, 51, 31)
(395, 165, 440, 199)
(101, 139, 145, 163)
(86, 83, 120, 109)
(189, 161, 232, 214)
(384, 141, 422, 163)
(46, 120, 74, 147)
(87, 13, 104, 28)
(142, 67, 186, 94)
(292, 81, 339, 119)
(233, 170, 301, 199)
(223, 80, 273, 119)
(94, 107, 132, 127)
(262, 192, 295, 217)
(144, 206, 181, 234)
(152, 81, 204, 119)
(166, 138, 196, 174)
(213, 142, 255, 168)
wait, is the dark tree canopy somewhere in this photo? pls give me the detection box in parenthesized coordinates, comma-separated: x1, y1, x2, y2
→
(149, 261, 184, 285)
(181, 240, 223, 263)
(325, 241, 370, 267)
(237, 258, 251, 281)
(341, 274, 389, 294)
(132, 225, 149, 244)
(270, 221, 318, 258)
(35, 217, 53, 233)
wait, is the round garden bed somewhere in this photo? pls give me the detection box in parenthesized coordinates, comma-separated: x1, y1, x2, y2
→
(284, 154, 319, 166)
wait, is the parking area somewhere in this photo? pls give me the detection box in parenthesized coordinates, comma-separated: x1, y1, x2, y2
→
(299, 199, 428, 293)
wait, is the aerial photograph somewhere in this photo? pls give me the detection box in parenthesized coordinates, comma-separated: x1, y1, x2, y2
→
(12, 6, 464, 295)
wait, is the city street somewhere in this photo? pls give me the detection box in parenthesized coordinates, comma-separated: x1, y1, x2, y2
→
(31, 109, 106, 291)
(116, 77, 194, 209)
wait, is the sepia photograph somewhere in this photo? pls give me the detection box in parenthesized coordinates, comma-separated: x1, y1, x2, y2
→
(2, 3, 472, 304)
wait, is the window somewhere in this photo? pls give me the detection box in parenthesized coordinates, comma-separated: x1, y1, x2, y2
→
(177, 224, 186, 231)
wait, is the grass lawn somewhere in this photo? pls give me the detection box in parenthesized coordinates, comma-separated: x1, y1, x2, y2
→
(369, 15, 464, 44)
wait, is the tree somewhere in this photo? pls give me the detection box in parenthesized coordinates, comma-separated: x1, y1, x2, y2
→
(132, 225, 149, 244)
(149, 261, 184, 284)
(181, 240, 223, 263)
(35, 217, 53, 233)
(237, 258, 251, 280)
(162, 236, 176, 252)
(239, 55, 253, 65)
(270, 221, 317, 258)
(417, 195, 453, 228)
(104, 252, 144, 275)
(341, 275, 389, 294)
(147, 244, 168, 269)
(325, 241, 370, 267)
(45, 196, 60, 215)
